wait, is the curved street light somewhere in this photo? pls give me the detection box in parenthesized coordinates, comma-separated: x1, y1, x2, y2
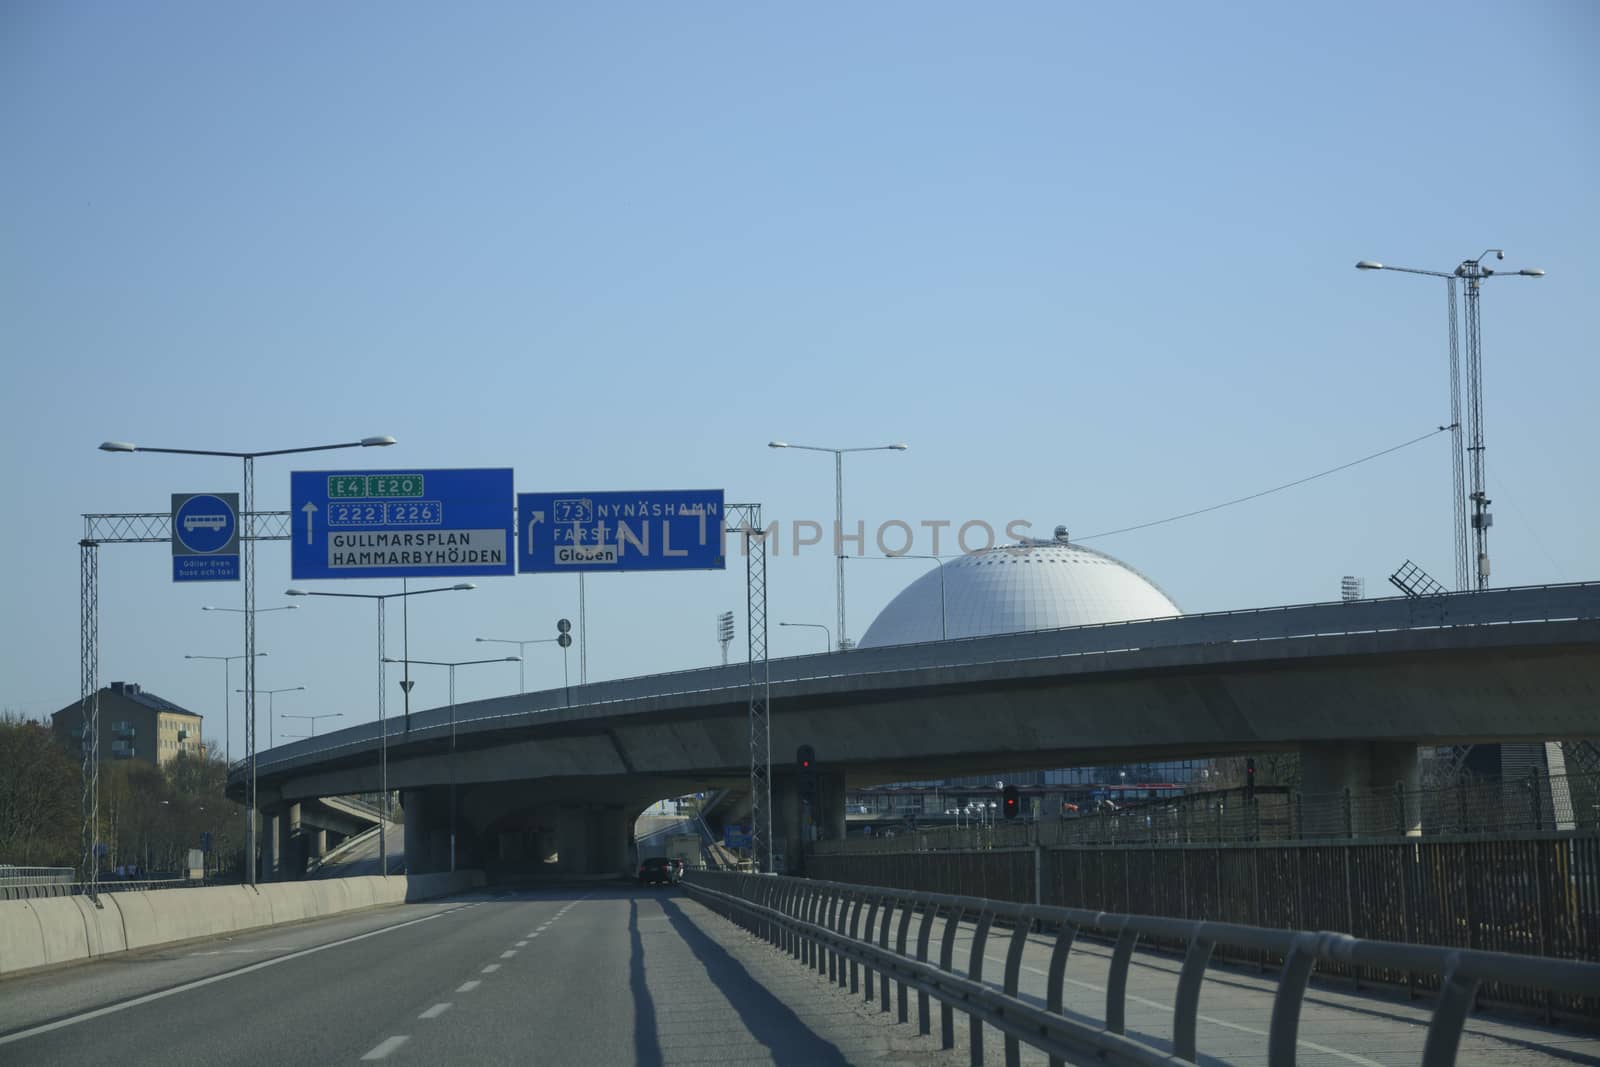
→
(99, 432, 394, 888)
(768, 440, 909, 649)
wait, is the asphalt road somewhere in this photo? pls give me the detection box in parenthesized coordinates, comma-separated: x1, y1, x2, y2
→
(0, 885, 964, 1067)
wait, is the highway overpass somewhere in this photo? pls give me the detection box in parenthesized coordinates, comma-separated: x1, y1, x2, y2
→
(228, 582, 1600, 877)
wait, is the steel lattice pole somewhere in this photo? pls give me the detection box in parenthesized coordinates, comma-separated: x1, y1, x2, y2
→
(834, 451, 845, 651)
(1463, 273, 1489, 588)
(1446, 278, 1468, 591)
(741, 506, 773, 873)
(377, 599, 388, 874)
(79, 538, 99, 899)
(243, 455, 258, 885)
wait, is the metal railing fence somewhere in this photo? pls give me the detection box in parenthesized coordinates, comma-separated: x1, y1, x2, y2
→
(819, 772, 1599, 854)
(0, 866, 75, 888)
(0, 877, 196, 901)
(683, 871, 1600, 1067)
(806, 831, 1600, 1019)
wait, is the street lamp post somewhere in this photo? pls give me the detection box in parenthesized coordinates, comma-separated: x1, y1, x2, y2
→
(474, 636, 561, 693)
(286, 583, 476, 874)
(280, 712, 342, 737)
(384, 656, 520, 872)
(235, 686, 305, 748)
(184, 651, 267, 764)
(1356, 252, 1543, 590)
(777, 621, 832, 653)
(98, 433, 394, 887)
(769, 440, 907, 650)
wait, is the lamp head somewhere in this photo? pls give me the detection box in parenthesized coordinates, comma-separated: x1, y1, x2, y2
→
(285, 588, 307, 596)
(888, 443, 909, 451)
(1355, 261, 1383, 271)
(768, 441, 788, 449)
(360, 436, 397, 447)
(451, 583, 476, 591)
(99, 441, 137, 453)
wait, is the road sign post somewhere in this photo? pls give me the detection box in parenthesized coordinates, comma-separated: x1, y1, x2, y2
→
(291, 469, 515, 581)
(171, 493, 240, 582)
(517, 490, 726, 573)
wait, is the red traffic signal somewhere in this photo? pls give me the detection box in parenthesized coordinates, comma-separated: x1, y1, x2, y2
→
(1001, 784, 1020, 819)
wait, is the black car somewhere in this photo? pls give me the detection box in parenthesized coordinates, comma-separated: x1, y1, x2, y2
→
(637, 857, 683, 886)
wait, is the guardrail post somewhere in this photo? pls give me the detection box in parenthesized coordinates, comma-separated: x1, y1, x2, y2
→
(1105, 926, 1139, 1035)
(863, 895, 882, 1002)
(1044, 922, 1078, 1067)
(824, 888, 839, 980)
(878, 895, 896, 1014)
(939, 904, 964, 1047)
(1421, 970, 1482, 1067)
(846, 891, 863, 993)
(1173, 935, 1216, 1062)
(1268, 935, 1318, 1067)
(915, 901, 937, 1035)
(968, 908, 995, 1065)
(1002, 909, 1036, 1067)
(895, 897, 915, 1024)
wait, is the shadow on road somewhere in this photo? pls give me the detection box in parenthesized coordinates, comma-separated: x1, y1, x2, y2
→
(629, 898, 665, 1067)
(658, 894, 851, 1067)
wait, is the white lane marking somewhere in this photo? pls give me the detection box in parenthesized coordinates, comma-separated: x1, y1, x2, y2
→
(987, 954, 1387, 1067)
(481, 963, 500, 973)
(500, 950, 516, 959)
(0, 905, 467, 1048)
(527, 932, 539, 938)
(361, 1035, 409, 1060)
(455, 980, 481, 993)
(515, 941, 528, 947)
(418, 1003, 452, 1020)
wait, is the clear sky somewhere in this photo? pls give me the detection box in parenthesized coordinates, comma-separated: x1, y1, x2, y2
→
(3, 3, 1595, 750)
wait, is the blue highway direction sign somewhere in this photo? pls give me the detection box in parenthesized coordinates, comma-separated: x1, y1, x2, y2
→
(291, 468, 515, 580)
(172, 492, 240, 582)
(517, 490, 725, 573)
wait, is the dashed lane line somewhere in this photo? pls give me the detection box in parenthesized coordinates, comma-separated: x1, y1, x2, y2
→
(418, 1003, 451, 1020)
(360, 1035, 409, 1060)
(455, 981, 481, 993)
(481, 964, 500, 974)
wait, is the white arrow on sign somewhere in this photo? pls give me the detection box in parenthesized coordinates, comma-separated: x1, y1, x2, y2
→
(525, 510, 545, 553)
(301, 501, 318, 545)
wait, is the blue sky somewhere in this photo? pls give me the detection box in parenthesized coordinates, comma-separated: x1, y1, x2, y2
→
(3, 3, 1595, 749)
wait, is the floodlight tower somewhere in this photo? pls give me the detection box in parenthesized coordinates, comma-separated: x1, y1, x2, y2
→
(1356, 251, 1543, 590)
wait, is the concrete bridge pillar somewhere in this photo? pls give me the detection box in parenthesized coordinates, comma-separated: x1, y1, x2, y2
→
(1299, 741, 1420, 835)
(309, 828, 327, 862)
(403, 788, 447, 874)
(280, 804, 306, 880)
(262, 809, 281, 881)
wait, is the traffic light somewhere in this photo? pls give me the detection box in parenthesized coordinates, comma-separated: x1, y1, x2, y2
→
(797, 745, 818, 805)
(1245, 757, 1257, 802)
(1002, 784, 1020, 820)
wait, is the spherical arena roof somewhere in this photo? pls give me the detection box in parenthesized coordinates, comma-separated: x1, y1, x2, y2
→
(856, 535, 1181, 648)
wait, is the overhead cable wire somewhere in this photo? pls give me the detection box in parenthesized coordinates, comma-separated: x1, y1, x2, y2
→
(1078, 425, 1452, 542)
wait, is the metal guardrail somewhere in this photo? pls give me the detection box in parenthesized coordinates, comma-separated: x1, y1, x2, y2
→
(0, 866, 75, 887)
(236, 581, 1600, 779)
(684, 871, 1600, 1067)
(820, 772, 1600, 853)
(0, 877, 195, 901)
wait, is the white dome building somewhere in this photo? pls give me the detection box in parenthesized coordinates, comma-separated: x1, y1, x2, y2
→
(857, 532, 1180, 648)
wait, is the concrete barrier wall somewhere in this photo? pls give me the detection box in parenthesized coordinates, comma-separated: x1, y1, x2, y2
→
(0, 871, 484, 977)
